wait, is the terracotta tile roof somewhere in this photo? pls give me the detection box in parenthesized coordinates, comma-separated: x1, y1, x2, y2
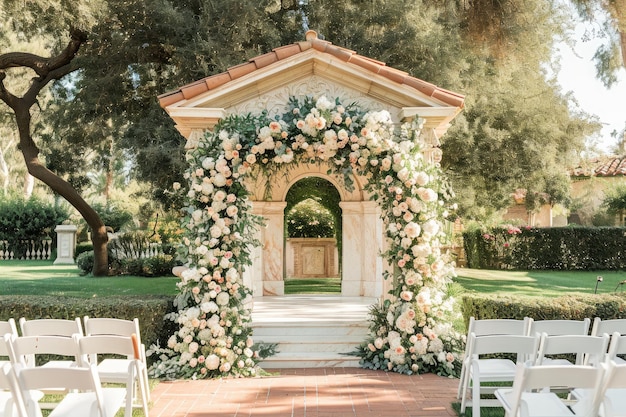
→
(571, 155, 626, 177)
(158, 30, 465, 109)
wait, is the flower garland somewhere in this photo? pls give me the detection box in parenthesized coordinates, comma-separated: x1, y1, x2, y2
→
(149, 95, 463, 379)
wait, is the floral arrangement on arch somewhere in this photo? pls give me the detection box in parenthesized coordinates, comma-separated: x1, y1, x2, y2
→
(148, 95, 463, 379)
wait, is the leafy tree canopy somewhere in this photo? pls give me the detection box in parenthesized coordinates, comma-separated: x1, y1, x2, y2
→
(0, 0, 611, 223)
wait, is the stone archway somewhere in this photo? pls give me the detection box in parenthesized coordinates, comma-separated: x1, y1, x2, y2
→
(243, 163, 384, 298)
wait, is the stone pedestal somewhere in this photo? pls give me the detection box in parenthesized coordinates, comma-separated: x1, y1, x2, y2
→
(54, 224, 77, 264)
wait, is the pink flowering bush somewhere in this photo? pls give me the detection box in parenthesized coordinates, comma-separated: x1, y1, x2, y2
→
(149, 95, 462, 378)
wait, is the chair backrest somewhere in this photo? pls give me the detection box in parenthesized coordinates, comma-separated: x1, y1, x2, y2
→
(601, 361, 626, 417)
(469, 333, 539, 362)
(0, 319, 18, 357)
(77, 334, 139, 366)
(6, 333, 79, 368)
(507, 363, 605, 417)
(467, 317, 530, 337)
(83, 317, 142, 346)
(591, 317, 626, 336)
(19, 317, 83, 337)
(607, 331, 626, 361)
(15, 363, 108, 417)
(527, 318, 591, 336)
(0, 363, 28, 417)
(536, 333, 610, 365)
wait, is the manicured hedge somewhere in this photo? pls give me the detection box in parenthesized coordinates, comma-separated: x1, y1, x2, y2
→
(0, 295, 176, 365)
(464, 227, 626, 270)
(460, 293, 626, 329)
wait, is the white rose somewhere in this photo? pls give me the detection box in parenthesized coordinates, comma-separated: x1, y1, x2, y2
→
(404, 222, 421, 239)
(226, 205, 238, 218)
(205, 354, 220, 370)
(216, 292, 230, 306)
(415, 172, 429, 186)
(202, 158, 215, 170)
(209, 225, 222, 238)
(213, 174, 227, 187)
(422, 220, 440, 236)
(191, 210, 203, 223)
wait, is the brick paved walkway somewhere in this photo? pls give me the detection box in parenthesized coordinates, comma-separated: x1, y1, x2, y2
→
(149, 367, 459, 417)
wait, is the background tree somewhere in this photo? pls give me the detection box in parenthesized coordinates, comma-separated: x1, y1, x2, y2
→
(0, 0, 613, 258)
(304, 0, 599, 219)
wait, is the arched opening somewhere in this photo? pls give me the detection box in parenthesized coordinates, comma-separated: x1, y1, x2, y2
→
(284, 176, 341, 294)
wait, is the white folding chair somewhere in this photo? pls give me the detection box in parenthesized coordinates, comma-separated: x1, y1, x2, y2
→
(0, 320, 18, 368)
(495, 363, 605, 417)
(5, 333, 79, 370)
(535, 332, 610, 367)
(527, 318, 591, 337)
(12, 362, 126, 417)
(18, 318, 83, 369)
(19, 318, 83, 338)
(83, 317, 150, 402)
(0, 363, 28, 417)
(76, 334, 149, 417)
(591, 317, 626, 337)
(601, 361, 626, 417)
(456, 317, 530, 399)
(607, 331, 626, 365)
(460, 333, 540, 417)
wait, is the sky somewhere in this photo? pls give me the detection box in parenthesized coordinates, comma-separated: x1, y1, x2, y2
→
(554, 19, 626, 154)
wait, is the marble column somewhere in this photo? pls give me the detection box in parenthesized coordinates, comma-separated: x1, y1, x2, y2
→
(252, 201, 287, 296)
(339, 201, 383, 297)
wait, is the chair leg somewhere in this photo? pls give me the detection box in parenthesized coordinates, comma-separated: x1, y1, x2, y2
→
(471, 374, 481, 417)
(457, 363, 466, 399)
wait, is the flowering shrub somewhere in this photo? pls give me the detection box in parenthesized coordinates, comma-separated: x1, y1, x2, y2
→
(149, 95, 462, 379)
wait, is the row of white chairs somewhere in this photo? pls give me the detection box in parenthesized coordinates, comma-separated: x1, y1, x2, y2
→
(458, 317, 626, 417)
(0, 317, 150, 417)
(495, 360, 626, 417)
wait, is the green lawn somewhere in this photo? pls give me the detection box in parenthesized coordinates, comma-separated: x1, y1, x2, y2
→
(454, 267, 626, 298)
(3, 261, 624, 298)
(284, 277, 341, 294)
(0, 260, 178, 297)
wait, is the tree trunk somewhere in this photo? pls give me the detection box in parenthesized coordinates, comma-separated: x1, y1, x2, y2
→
(0, 141, 10, 193)
(14, 100, 109, 275)
(0, 28, 109, 276)
(23, 171, 34, 199)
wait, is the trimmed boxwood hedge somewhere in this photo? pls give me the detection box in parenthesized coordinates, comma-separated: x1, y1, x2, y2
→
(0, 295, 176, 365)
(464, 227, 626, 270)
(460, 293, 626, 329)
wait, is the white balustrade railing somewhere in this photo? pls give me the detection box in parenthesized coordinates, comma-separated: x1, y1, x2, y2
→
(0, 239, 53, 260)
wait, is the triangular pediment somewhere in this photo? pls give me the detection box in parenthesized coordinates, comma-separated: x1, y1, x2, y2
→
(159, 31, 464, 139)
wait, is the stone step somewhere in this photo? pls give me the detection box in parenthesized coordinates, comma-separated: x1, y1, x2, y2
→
(258, 351, 361, 369)
(250, 296, 375, 368)
(252, 321, 368, 367)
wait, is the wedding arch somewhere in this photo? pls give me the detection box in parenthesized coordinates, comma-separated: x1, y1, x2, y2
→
(152, 32, 465, 379)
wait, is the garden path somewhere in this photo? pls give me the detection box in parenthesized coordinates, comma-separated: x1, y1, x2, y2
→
(149, 367, 459, 417)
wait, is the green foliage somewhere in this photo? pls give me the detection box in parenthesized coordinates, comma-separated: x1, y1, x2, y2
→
(285, 176, 341, 240)
(74, 242, 93, 258)
(464, 226, 626, 270)
(286, 199, 335, 238)
(119, 255, 179, 277)
(91, 202, 133, 232)
(460, 293, 626, 328)
(0, 196, 69, 258)
(602, 183, 626, 215)
(76, 251, 95, 275)
(0, 294, 176, 365)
